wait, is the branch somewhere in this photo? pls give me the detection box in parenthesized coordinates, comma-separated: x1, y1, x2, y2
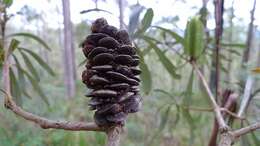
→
(214, 0, 224, 101)
(191, 61, 228, 130)
(233, 122, 260, 138)
(106, 126, 122, 146)
(4, 98, 103, 132)
(238, 76, 254, 117)
(208, 90, 238, 146)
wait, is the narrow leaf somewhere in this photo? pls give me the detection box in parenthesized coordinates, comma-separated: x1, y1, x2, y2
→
(159, 106, 171, 131)
(6, 39, 20, 58)
(12, 54, 32, 99)
(136, 47, 152, 94)
(154, 26, 184, 45)
(146, 39, 181, 79)
(19, 50, 40, 81)
(154, 89, 177, 103)
(20, 68, 49, 106)
(182, 108, 195, 146)
(8, 33, 51, 51)
(182, 69, 194, 106)
(222, 43, 246, 48)
(138, 8, 154, 33)
(181, 69, 195, 146)
(80, 8, 112, 14)
(227, 49, 241, 56)
(9, 68, 22, 105)
(20, 48, 55, 76)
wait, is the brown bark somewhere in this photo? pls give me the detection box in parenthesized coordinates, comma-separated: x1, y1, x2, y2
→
(62, 0, 76, 98)
(209, 0, 224, 100)
(208, 91, 237, 146)
(1, 8, 11, 97)
(106, 126, 122, 146)
(214, 0, 224, 101)
(4, 98, 102, 131)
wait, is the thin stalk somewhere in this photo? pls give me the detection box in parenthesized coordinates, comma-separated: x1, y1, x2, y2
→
(192, 61, 227, 130)
(1, 7, 11, 96)
(214, 0, 224, 101)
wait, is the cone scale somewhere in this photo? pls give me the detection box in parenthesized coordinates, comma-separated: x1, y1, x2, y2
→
(81, 18, 142, 126)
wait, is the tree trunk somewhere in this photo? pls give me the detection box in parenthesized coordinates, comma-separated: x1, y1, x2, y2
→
(242, 0, 256, 64)
(209, 0, 224, 100)
(118, 0, 124, 29)
(62, 0, 76, 98)
(237, 0, 256, 117)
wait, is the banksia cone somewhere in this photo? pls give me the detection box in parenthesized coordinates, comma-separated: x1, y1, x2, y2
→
(81, 18, 142, 126)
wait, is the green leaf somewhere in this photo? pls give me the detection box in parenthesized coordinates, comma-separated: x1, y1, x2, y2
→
(6, 39, 20, 58)
(154, 26, 184, 45)
(9, 68, 22, 105)
(227, 49, 241, 56)
(181, 69, 195, 146)
(220, 62, 228, 73)
(136, 47, 152, 94)
(138, 8, 154, 33)
(20, 67, 49, 105)
(145, 39, 181, 79)
(182, 108, 195, 146)
(159, 106, 171, 131)
(140, 34, 162, 44)
(12, 54, 32, 99)
(80, 8, 112, 14)
(8, 33, 51, 51)
(3, 0, 13, 7)
(222, 43, 246, 48)
(19, 50, 40, 81)
(20, 48, 55, 76)
(184, 16, 204, 59)
(250, 129, 260, 146)
(182, 69, 194, 106)
(154, 89, 178, 103)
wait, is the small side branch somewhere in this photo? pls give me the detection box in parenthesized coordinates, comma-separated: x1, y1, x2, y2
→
(233, 122, 260, 138)
(4, 99, 103, 132)
(191, 61, 228, 130)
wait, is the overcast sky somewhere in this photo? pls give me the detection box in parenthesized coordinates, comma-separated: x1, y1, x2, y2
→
(8, 0, 260, 31)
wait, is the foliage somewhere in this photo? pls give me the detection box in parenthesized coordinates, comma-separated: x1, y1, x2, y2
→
(0, 3, 55, 105)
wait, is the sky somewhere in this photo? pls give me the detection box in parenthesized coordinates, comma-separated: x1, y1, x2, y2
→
(8, 0, 260, 31)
